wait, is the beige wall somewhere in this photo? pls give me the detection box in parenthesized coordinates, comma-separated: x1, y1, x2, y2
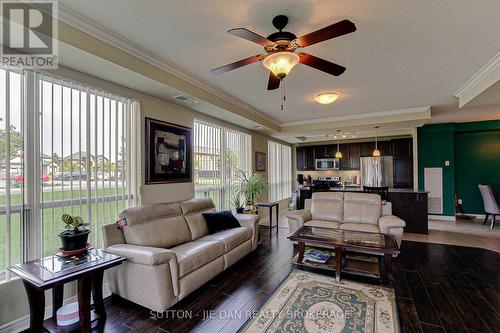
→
(0, 65, 289, 329)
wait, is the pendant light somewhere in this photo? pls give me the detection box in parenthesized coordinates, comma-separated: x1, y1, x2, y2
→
(335, 130, 342, 158)
(373, 126, 381, 157)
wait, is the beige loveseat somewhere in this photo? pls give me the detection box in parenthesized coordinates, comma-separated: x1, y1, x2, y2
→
(287, 192, 406, 247)
(102, 197, 259, 312)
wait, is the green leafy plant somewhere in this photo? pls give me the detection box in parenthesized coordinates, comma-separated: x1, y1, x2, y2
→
(61, 214, 89, 234)
(237, 169, 270, 205)
(228, 191, 243, 210)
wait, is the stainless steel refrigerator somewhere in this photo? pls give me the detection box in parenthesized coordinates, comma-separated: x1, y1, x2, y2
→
(360, 156, 394, 188)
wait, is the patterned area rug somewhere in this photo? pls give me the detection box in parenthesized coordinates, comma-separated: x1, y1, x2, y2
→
(241, 270, 400, 333)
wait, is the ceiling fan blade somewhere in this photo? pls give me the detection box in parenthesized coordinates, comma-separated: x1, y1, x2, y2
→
(299, 53, 346, 76)
(211, 54, 266, 75)
(267, 72, 280, 90)
(228, 28, 275, 47)
(294, 19, 356, 47)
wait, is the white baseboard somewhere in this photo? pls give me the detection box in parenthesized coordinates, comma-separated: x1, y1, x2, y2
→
(428, 215, 456, 221)
(0, 283, 111, 333)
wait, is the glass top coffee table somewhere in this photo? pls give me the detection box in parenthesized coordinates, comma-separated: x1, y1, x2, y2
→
(288, 226, 399, 283)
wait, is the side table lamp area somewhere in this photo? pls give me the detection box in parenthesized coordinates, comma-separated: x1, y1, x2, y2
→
(7, 214, 126, 333)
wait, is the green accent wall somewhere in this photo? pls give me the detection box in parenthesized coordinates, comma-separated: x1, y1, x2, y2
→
(418, 124, 456, 216)
(418, 120, 500, 216)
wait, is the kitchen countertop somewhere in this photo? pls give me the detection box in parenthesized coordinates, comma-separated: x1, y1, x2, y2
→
(299, 186, 428, 194)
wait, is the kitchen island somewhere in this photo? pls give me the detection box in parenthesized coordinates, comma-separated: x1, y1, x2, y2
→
(298, 187, 428, 234)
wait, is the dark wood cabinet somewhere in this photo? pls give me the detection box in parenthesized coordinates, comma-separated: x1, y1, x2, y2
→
(360, 142, 375, 157)
(377, 141, 392, 156)
(393, 159, 413, 188)
(387, 191, 428, 234)
(296, 146, 316, 171)
(339, 144, 350, 170)
(348, 143, 361, 170)
(392, 138, 413, 160)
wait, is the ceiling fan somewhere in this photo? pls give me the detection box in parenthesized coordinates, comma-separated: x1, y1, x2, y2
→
(211, 15, 356, 90)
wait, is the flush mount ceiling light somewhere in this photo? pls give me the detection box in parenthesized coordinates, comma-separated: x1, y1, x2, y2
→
(262, 52, 300, 79)
(314, 92, 339, 105)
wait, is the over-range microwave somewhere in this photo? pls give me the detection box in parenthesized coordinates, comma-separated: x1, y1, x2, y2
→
(315, 158, 340, 170)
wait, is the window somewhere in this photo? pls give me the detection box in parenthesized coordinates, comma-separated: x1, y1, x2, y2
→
(268, 141, 291, 202)
(0, 68, 140, 279)
(194, 120, 251, 210)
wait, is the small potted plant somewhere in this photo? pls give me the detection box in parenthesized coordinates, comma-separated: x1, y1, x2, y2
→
(229, 192, 244, 214)
(59, 214, 91, 251)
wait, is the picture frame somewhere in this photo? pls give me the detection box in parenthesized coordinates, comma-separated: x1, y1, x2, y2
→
(145, 117, 192, 184)
(255, 151, 266, 172)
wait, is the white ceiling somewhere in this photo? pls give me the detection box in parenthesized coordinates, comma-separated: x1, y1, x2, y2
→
(59, 0, 500, 125)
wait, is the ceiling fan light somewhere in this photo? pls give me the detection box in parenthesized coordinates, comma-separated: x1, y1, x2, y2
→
(263, 52, 299, 79)
(314, 92, 339, 104)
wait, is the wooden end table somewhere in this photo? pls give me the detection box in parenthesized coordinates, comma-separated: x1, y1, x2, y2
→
(8, 248, 125, 333)
(257, 201, 279, 236)
(288, 226, 399, 283)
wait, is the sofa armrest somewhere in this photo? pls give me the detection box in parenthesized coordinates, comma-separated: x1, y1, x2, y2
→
(382, 202, 393, 216)
(235, 213, 260, 250)
(107, 244, 177, 266)
(286, 210, 312, 234)
(378, 215, 406, 234)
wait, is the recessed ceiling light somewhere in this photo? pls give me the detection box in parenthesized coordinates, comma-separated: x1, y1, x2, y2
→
(254, 125, 264, 129)
(314, 92, 339, 104)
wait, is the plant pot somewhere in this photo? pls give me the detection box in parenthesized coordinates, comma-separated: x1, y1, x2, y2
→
(236, 207, 244, 214)
(59, 230, 90, 251)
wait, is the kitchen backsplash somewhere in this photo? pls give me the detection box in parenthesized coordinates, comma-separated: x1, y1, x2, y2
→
(298, 170, 361, 184)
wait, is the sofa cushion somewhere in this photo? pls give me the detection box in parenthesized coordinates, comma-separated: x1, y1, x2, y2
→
(170, 240, 225, 278)
(339, 223, 380, 233)
(342, 193, 382, 225)
(119, 203, 191, 248)
(304, 220, 341, 229)
(195, 227, 252, 252)
(180, 198, 216, 240)
(310, 192, 344, 222)
(202, 210, 241, 234)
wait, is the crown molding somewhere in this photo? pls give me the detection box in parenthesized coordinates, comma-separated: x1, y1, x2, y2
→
(454, 52, 500, 98)
(280, 106, 431, 127)
(56, 4, 280, 128)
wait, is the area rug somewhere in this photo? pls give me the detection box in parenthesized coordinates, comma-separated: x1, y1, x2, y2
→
(241, 270, 400, 333)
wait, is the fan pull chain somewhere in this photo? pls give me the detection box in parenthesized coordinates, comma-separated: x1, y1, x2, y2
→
(281, 78, 286, 111)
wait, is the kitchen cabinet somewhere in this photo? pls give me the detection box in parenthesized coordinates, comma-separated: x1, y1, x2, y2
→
(393, 159, 413, 188)
(313, 145, 326, 159)
(296, 146, 315, 171)
(348, 143, 361, 170)
(339, 144, 350, 170)
(377, 141, 392, 156)
(392, 138, 413, 160)
(360, 142, 375, 157)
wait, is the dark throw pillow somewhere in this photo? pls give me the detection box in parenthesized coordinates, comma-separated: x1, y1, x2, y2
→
(202, 210, 241, 234)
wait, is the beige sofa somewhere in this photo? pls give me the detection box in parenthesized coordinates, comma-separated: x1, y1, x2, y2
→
(287, 192, 406, 247)
(102, 197, 259, 312)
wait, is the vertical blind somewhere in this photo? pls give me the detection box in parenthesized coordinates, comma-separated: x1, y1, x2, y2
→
(193, 120, 251, 210)
(268, 141, 292, 202)
(0, 67, 140, 278)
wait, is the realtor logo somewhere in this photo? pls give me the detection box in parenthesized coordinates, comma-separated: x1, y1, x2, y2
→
(1, 0, 58, 68)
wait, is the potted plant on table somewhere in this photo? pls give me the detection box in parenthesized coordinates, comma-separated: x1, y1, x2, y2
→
(237, 170, 270, 214)
(59, 214, 91, 251)
(228, 192, 244, 214)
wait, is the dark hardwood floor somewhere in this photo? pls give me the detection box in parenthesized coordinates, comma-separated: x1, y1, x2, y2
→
(88, 228, 499, 333)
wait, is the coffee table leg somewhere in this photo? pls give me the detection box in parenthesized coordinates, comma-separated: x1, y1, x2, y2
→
(335, 246, 341, 282)
(384, 253, 394, 283)
(78, 274, 93, 333)
(92, 270, 106, 319)
(297, 242, 305, 263)
(23, 280, 45, 333)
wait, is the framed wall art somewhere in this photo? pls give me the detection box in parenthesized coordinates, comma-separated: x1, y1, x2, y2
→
(145, 117, 192, 184)
(255, 151, 266, 172)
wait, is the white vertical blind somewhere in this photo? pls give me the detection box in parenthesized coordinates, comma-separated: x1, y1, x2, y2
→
(268, 141, 292, 202)
(0, 67, 140, 278)
(194, 119, 251, 210)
